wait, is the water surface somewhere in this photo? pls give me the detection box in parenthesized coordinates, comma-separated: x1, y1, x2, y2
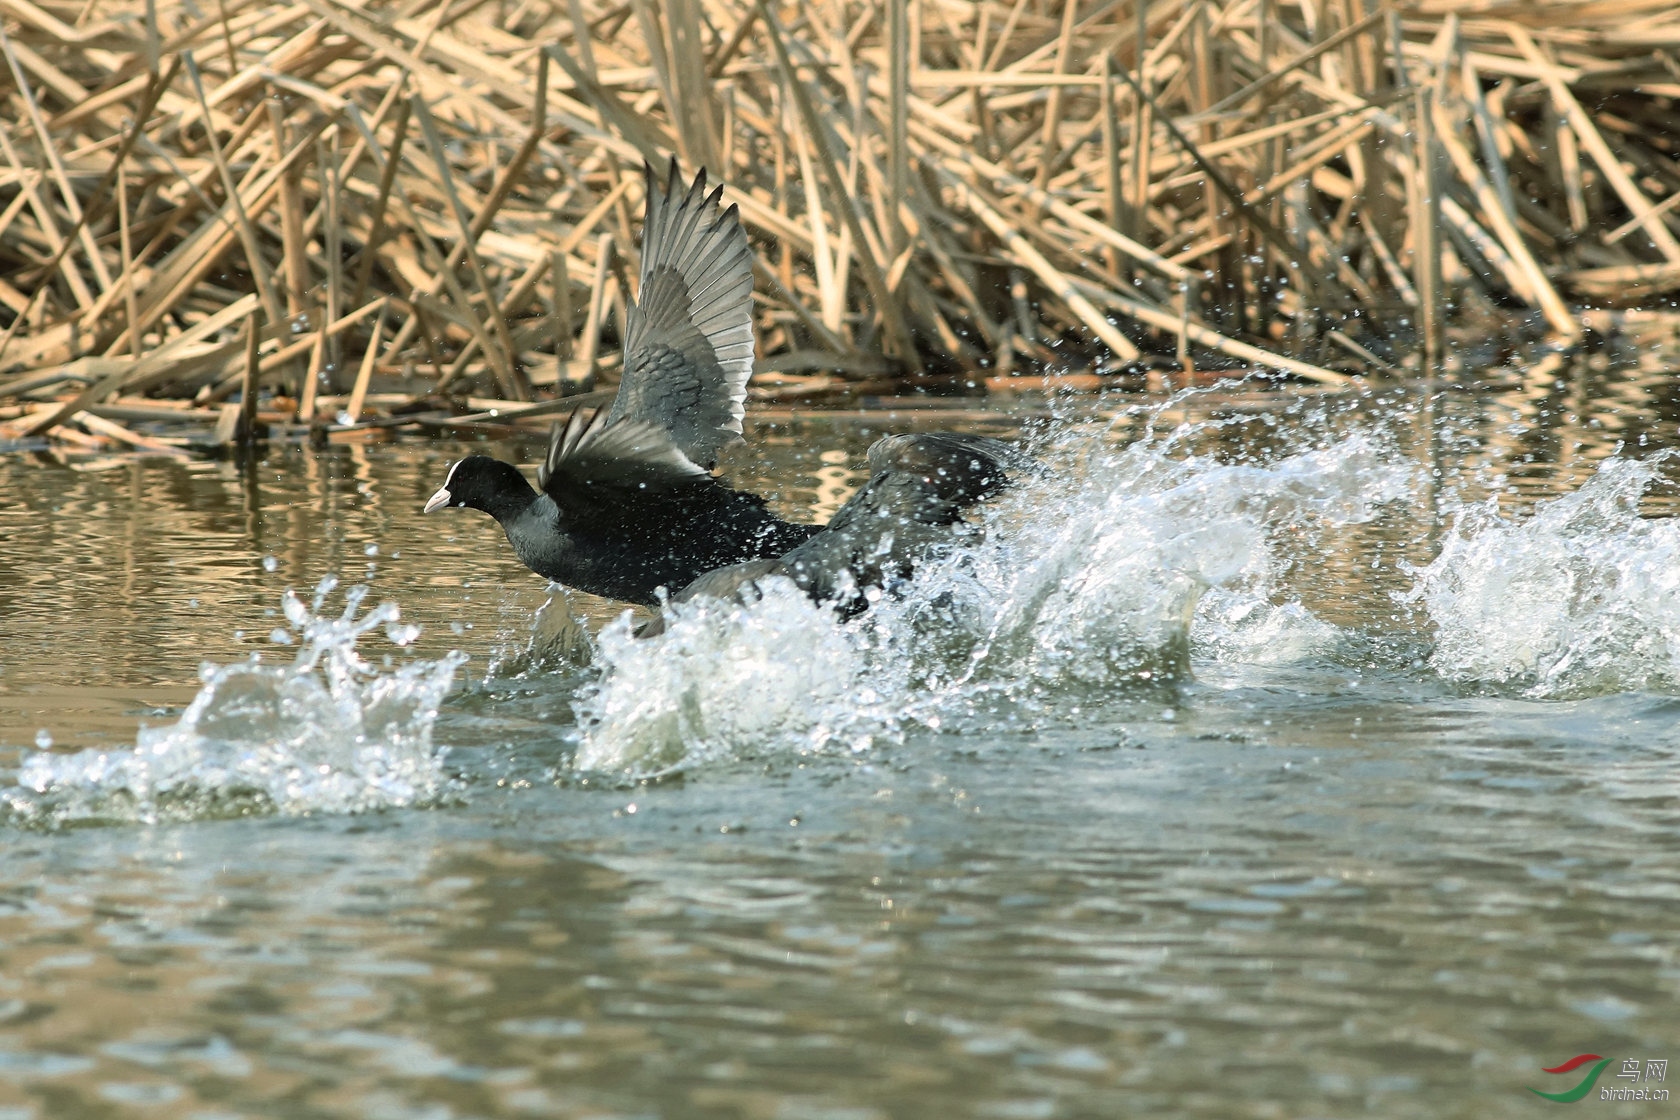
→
(2, 379, 1679, 1118)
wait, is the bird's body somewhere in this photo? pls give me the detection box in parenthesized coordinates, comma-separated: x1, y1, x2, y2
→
(426, 161, 1035, 616)
(430, 447, 814, 606)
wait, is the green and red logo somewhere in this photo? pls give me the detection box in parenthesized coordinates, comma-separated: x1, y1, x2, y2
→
(1530, 1054, 1611, 1102)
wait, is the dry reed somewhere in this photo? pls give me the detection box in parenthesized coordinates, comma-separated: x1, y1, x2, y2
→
(0, 0, 1677, 451)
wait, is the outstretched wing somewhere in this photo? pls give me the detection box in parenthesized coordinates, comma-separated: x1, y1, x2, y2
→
(536, 406, 710, 507)
(862, 433, 1039, 520)
(606, 161, 755, 469)
(777, 435, 1036, 610)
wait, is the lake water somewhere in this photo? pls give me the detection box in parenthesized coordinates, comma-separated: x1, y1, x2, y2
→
(2, 378, 1678, 1118)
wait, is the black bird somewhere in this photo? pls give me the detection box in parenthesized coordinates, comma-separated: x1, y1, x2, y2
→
(426, 404, 813, 605)
(426, 160, 1034, 610)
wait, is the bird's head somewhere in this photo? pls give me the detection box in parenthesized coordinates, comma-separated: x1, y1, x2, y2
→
(424, 456, 534, 520)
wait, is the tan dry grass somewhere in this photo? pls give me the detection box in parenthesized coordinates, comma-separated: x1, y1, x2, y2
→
(0, 0, 1677, 448)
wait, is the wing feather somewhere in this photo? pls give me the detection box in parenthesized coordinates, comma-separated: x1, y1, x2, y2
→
(537, 406, 708, 502)
(606, 161, 755, 469)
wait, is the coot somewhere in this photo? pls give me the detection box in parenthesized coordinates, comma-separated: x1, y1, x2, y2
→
(426, 161, 1034, 610)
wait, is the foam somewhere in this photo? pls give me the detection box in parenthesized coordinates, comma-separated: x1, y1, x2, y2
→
(5, 578, 464, 826)
(1402, 455, 1680, 697)
(569, 421, 1416, 776)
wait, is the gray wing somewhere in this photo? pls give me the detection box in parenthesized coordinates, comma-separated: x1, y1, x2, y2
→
(649, 434, 1038, 617)
(863, 433, 1040, 513)
(536, 405, 709, 500)
(634, 558, 784, 639)
(606, 161, 755, 470)
(777, 434, 1037, 606)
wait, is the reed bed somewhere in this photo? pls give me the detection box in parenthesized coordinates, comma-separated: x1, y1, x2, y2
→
(0, 0, 1676, 452)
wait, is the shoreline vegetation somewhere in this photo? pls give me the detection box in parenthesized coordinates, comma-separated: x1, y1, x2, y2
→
(0, 0, 1677, 454)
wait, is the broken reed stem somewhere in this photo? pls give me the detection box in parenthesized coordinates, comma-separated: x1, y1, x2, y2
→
(181, 50, 284, 330)
(1412, 84, 1445, 371)
(552, 249, 573, 364)
(117, 171, 141, 361)
(411, 92, 530, 401)
(576, 231, 614, 383)
(318, 129, 344, 390)
(350, 92, 412, 310)
(238, 307, 261, 443)
(345, 301, 386, 424)
(268, 98, 308, 323)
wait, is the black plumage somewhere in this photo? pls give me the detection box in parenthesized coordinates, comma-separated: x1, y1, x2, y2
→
(426, 409, 813, 606)
(606, 165, 756, 470)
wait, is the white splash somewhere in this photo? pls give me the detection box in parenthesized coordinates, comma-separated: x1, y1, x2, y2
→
(1191, 588, 1343, 664)
(899, 431, 1410, 687)
(572, 424, 1415, 776)
(5, 578, 465, 826)
(1402, 455, 1680, 697)
(572, 579, 874, 776)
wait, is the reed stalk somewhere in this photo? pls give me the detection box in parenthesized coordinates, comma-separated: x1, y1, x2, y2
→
(0, 0, 1676, 451)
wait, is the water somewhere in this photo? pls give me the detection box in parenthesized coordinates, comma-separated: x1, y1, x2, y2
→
(2, 377, 1680, 1118)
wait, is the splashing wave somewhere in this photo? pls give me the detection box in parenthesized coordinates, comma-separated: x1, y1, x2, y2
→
(1402, 455, 1680, 697)
(571, 426, 1416, 776)
(5, 578, 465, 827)
(573, 581, 872, 776)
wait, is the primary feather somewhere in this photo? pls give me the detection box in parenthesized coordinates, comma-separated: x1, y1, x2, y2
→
(606, 163, 755, 470)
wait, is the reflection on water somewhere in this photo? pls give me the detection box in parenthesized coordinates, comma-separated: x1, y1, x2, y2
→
(2, 371, 1680, 1117)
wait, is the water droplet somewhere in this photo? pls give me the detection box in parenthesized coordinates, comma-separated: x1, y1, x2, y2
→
(262, 556, 279, 572)
(385, 621, 421, 646)
(34, 729, 51, 749)
(269, 628, 294, 644)
(364, 543, 379, 557)
(282, 591, 310, 627)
